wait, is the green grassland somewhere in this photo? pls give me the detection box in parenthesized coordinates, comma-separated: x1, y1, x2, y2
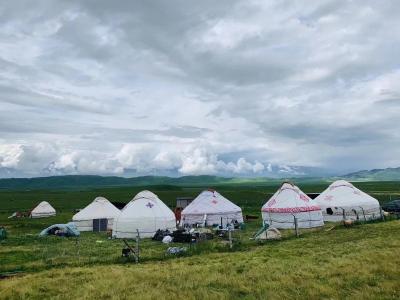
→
(0, 181, 399, 299)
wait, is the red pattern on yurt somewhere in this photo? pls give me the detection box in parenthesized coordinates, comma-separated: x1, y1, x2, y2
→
(262, 205, 321, 213)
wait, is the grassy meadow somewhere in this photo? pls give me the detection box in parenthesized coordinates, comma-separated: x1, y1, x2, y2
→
(0, 181, 399, 299)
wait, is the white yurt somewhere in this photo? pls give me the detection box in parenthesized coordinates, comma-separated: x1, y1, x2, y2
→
(261, 182, 324, 229)
(72, 197, 120, 232)
(30, 201, 56, 218)
(112, 191, 176, 238)
(181, 189, 243, 226)
(315, 180, 381, 222)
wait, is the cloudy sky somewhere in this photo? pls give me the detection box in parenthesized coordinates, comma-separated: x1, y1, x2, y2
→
(0, 0, 399, 178)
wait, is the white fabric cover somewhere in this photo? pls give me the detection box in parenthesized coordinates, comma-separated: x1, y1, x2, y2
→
(31, 201, 56, 218)
(315, 180, 381, 222)
(112, 190, 176, 238)
(262, 183, 324, 229)
(72, 197, 120, 231)
(181, 190, 243, 226)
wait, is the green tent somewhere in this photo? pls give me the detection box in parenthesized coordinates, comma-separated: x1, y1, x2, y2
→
(39, 222, 80, 237)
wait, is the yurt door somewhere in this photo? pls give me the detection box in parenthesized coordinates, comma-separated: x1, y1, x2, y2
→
(93, 218, 108, 232)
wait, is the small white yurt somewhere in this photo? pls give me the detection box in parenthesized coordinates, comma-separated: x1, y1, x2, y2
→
(261, 182, 324, 229)
(112, 191, 176, 238)
(30, 201, 56, 218)
(72, 197, 120, 232)
(181, 189, 244, 226)
(315, 180, 381, 222)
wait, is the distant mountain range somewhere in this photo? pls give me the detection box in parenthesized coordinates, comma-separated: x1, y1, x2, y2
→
(342, 167, 400, 181)
(0, 167, 398, 190)
(0, 174, 320, 190)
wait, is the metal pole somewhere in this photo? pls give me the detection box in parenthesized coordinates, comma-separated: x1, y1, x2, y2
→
(352, 209, 359, 221)
(135, 229, 140, 263)
(359, 206, 367, 222)
(379, 206, 385, 221)
(294, 216, 299, 237)
(228, 228, 233, 249)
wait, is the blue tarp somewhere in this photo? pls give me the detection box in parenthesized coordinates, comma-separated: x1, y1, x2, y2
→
(39, 222, 80, 237)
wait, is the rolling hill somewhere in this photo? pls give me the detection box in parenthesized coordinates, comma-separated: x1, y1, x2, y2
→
(1, 167, 400, 190)
(0, 174, 325, 190)
(343, 167, 400, 181)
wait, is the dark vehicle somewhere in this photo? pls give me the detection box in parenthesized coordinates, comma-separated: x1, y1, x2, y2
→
(382, 200, 400, 213)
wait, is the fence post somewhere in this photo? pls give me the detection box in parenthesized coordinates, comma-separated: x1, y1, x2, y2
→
(135, 229, 140, 263)
(228, 228, 233, 249)
(379, 206, 385, 221)
(294, 216, 299, 238)
(359, 207, 366, 222)
(353, 209, 359, 221)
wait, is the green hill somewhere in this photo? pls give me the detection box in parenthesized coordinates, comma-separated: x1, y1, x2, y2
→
(0, 175, 327, 190)
(3, 167, 400, 190)
(343, 167, 400, 181)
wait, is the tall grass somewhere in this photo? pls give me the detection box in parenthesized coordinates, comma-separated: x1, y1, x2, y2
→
(1, 220, 399, 299)
(0, 183, 399, 299)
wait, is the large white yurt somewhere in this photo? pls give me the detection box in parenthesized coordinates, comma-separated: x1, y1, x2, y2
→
(30, 201, 56, 218)
(181, 189, 243, 227)
(315, 180, 381, 222)
(72, 197, 120, 232)
(112, 191, 176, 238)
(261, 182, 324, 229)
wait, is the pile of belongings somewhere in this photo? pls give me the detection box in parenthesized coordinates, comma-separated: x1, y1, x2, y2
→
(162, 236, 173, 244)
(214, 222, 237, 238)
(8, 211, 29, 218)
(166, 247, 187, 255)
(152, 229, 172, 242)
(172, 229, 194, 243)
(189, 228, 214, 241)
(39, 222, 80, 237)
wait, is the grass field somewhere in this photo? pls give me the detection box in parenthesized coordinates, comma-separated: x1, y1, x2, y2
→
(0, 181, 399, 299)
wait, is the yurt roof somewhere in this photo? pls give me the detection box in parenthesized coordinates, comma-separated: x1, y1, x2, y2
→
(118, 190, 174, 219)
(315, 180, 379, 207)
(31, 201, 56, 213)
(182, 189, 242, 215)
(262, 183, 321, 213)
(73, 197, 120, 220)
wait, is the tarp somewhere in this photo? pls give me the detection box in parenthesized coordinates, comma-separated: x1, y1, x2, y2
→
(113, 190, 176, 238)
(39, 222, 80, 237)
(315, 180, 381, 222)
(72, 197, 120, 231)
(181, 189, 243, 226)
(262, 182, 324, 229)
(30, 201, 56, 218)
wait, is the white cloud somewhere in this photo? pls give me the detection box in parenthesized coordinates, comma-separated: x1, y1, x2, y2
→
(0, 144, 23, 168)
(0, 1, 400, 177)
